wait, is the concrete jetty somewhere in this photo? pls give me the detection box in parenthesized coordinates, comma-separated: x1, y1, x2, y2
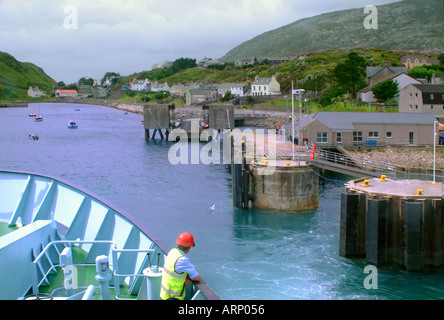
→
(340, 176, 444, 270)
(230, 131, 319, 211)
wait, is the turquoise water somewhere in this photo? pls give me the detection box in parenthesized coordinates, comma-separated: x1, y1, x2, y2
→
(1, 102, 444, 300)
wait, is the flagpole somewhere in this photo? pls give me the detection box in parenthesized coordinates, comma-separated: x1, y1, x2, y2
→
(292, 81, 294, 161)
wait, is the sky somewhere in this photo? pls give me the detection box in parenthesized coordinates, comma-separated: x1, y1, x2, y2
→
(0, 0, 399, 84)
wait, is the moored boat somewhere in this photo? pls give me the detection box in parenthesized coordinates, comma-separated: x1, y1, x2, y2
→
(67, 121, 78, 129)
(0, 170, 219, 300)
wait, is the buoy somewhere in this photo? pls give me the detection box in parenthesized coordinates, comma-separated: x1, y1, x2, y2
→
(313, 144, 316, 151)
(416, 189, 424, 195)
(264, 160, 268, 165)
(378, 175, 387, 182)
(310, 150, 315, 160)
(360, 179, 371, 187)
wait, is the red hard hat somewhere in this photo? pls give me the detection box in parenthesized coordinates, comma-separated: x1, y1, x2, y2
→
(176, 232, 195, 247)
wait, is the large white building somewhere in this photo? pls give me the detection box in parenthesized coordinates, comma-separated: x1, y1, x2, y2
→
(251, 75, 281, 96)
(130, 78, 150, 91)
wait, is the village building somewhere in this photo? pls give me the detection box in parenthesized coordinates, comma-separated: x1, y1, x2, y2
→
(151, 81, 171, 92)
(130, 78, 150, 91)
(298, 112, 436, 147)
(251, 74, 281, 96)
(400, 56, 435, 69)
(366, 61, 407, 87)
(359, 72, 421, 102)
(399, 84, 444, 122)
(217, 83, 250, 97)
(27, 87, 44, 98)
(55, 89, 78, 97)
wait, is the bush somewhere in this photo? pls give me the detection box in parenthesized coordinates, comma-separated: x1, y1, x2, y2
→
(320, 96, 332, 107)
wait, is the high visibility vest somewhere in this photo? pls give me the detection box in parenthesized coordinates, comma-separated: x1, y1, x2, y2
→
(160, 248, 188, 300)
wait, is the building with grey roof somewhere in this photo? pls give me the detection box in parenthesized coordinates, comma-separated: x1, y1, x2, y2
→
(399, 84, 444, 122)
(251, 75, 281, 96)
(366, 62, 407, 87)
(298, 112, 436, 147)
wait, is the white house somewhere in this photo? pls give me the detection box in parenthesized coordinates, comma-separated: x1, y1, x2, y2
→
(251, 75, 281, 96)
(27, 86, 44, 98)
(151, 81, 170, 92)
(217, 83, 250, 97)
(359, 73, 421, 102)
(130, 78, 150, 91)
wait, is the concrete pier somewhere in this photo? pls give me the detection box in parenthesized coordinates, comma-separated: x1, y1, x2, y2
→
(339, 177, 444, 271)
(250, 160, 319, 211)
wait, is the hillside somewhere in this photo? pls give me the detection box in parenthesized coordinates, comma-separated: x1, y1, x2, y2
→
(221, 0, 444, 62)
(0, 52, 57, 100)
(130, 48, 417, 95)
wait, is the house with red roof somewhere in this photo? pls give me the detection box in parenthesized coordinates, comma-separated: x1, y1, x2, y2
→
(55, 89, 78, 97)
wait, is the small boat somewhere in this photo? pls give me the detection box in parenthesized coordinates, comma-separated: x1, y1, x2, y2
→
(67, 121, 78, 129)
(29, 113, 37, 117)
(28, 134, 39, 140)
(0, 170, 219, 300)
(33, 106, 43, 121)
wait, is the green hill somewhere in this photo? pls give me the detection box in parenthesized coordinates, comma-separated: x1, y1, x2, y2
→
(221, 0, 444, 62)
(0, 52, 57, 100)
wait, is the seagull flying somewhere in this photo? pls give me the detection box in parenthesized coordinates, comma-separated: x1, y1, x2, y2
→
(210, 204, 215, 210)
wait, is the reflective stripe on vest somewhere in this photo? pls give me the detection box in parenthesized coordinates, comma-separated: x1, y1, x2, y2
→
(160, 248, 187, 300)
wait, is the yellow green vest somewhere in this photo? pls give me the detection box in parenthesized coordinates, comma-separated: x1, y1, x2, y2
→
(160, 248, 188, 300)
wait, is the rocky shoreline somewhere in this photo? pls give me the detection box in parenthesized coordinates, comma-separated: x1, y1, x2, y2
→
(347, 147, 444, 170)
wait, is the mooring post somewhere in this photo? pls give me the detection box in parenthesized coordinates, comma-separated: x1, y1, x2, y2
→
(402, 201, 423, 271)
(339, 192, 361, 258)
(366, 198, 388, 266)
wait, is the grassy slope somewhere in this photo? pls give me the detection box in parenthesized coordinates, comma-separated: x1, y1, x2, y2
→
(0, 52, 57, 100)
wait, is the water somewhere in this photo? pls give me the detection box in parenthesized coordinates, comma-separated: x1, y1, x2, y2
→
(1, 102, 444, 300)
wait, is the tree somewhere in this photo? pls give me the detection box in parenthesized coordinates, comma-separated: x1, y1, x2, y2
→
(371, 79, 399, 102)
(333, 52, 367, 98)
(438, 53, 444, 65)
(221, 91, 233, 102)
(78, 77, 94, 86)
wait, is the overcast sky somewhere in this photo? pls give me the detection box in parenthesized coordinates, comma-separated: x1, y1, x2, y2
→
(0, 0, 399, 84)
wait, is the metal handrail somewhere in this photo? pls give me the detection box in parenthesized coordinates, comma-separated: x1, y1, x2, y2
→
(31, 239, 157, 300)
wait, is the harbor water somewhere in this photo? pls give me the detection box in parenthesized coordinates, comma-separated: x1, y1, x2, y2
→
(1, 102, 444, 300)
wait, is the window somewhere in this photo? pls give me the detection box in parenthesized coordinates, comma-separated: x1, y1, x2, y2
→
(431, 94, 434, 100)
(369, 132, 379, 138)
(317, 132, 328, 143)
(386, 132, 392, 138)
(353, 131, 363, 142)
(415, 105, 418, 109)
(409, 92, 413, 98)
(409, 104, 413, 110)
(336, 132, 342, 143)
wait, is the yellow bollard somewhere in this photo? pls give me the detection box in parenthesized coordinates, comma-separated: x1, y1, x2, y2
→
(360, 179, 371, 187)
(378, 175, 387, 182)
(416, 189, 424, 195)
(286, 162, 291, 166)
